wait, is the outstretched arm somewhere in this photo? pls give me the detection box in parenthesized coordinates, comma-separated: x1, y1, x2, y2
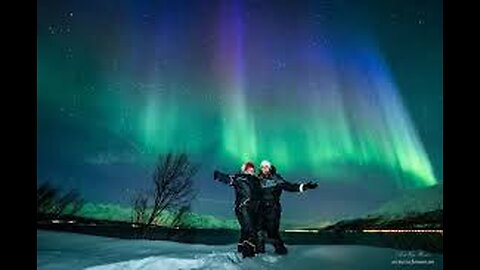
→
(277, 174, 318, 193)
(213, 170, 235, 185)
(276, 174, 302, 192)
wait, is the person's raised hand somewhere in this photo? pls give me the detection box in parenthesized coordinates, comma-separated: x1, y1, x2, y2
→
(304, 182, 318, 190)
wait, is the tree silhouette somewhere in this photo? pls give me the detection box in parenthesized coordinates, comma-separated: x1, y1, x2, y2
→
(131, 192, 149, 224)
(131, 153, 198, 231)
(37, 182, 84, 220)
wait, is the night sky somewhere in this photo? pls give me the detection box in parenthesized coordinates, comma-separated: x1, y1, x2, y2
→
(37, 0, 442, 223)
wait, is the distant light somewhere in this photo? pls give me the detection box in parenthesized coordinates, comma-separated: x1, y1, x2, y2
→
(67, 220, 76, 224)
(284, 229, 319, 233)
(362, 229, 443, 234)
(52, 220, 61, 224)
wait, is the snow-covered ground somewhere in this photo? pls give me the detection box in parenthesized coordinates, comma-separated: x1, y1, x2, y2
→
(38, 230, 442, 270)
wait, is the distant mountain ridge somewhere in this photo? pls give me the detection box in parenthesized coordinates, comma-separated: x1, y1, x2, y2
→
(315, 184, 443, 231)
(370, 184, 443, 218)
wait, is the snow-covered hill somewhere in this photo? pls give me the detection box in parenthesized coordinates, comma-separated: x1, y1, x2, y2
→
(372, 184, 443, 218)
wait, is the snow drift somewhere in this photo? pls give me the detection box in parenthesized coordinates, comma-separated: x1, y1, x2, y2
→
(38, 230, 442, 270)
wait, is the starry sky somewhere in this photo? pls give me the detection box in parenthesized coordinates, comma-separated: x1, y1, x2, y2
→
(37, 0, 442, 223)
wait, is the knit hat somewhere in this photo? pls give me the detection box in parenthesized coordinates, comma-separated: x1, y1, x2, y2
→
(241, 161, 255, 172)
(260, 160, 271, 169)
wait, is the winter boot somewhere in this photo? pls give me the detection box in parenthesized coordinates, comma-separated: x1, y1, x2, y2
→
(274, 242, 288, 255)
(241, 240, 256, 258)
(237, 243, 243, 253)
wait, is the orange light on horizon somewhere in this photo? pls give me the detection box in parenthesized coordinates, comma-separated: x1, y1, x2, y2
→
(362, 229, 443, 234)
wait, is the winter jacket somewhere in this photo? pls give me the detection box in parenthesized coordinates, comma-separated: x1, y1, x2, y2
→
(257, 172, 304, 204)
(214, 171, 263, 209)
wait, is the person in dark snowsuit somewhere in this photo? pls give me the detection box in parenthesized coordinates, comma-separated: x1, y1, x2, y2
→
(213, 161, 262, 258)
(256, 160, 318, 255)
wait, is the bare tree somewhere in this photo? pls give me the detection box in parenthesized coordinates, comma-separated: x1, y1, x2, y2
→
(37, 182, 59, 216)
(131, 192, 149, 224)
(52, 190, 82, 217)
(68, 197, 86, 216)
(170, 205, 191, 228)
(132, 153, 198, 230)
(37, 182, 85, 219)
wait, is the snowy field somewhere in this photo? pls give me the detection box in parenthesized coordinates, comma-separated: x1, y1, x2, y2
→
(38, 230, 442, 270)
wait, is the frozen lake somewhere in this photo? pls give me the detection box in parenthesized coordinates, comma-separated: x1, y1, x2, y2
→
(37, 230, 442, 270)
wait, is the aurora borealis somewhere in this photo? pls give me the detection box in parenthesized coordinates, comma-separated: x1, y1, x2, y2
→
(37, 0, 442, 220)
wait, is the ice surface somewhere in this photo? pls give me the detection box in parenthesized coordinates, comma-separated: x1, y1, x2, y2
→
(38, 230, 442, 270)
